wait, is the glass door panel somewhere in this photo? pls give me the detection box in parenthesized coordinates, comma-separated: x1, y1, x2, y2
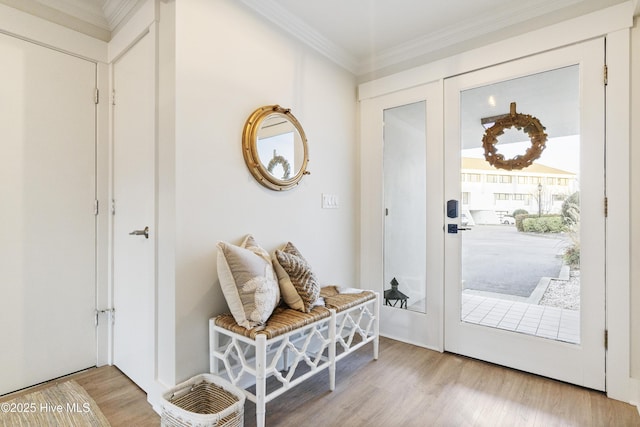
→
(459, 65, 580, 343)
(384, 101, 427, 314)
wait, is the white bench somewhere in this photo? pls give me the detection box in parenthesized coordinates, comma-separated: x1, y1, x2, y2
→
(209, 287, 379, 427)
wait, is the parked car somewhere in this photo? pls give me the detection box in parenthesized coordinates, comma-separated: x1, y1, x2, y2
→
(502, 216, 515, 225)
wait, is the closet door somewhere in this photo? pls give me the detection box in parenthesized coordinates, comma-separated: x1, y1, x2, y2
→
(112, 30, 156, 394)
(0, 33, 97, 394)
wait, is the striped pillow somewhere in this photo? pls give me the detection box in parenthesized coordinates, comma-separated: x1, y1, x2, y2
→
(273, 243, 320, 313)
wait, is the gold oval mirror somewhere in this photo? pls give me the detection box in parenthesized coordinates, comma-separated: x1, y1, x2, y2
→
(242, 105, 310, 191)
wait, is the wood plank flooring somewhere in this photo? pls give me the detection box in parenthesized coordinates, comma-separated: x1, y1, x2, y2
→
(246, 337, 640, 427)
(2, 337, 639, 426)
(0, 365, 159, 426)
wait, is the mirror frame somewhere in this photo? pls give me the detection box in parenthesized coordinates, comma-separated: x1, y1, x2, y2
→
(242, 105, 310, 191)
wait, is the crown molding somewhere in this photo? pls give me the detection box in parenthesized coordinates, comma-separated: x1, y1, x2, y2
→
(239, 0, 359, 74)
(358, 0, 581, 75)
(35, 0, 109, 29)
(102, 0, 139, 30)
(241, 0, 591, 76)
(22, 0, 141, 36)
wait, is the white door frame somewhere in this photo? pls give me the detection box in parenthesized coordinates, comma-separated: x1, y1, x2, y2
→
(358, 5, 632, 402)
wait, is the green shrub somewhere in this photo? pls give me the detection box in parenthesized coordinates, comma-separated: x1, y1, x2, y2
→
(561, 191, 580, 231)
(512, 209, 528, 217)
(564, 243, 580, 267)
(522, 215, 565, 233)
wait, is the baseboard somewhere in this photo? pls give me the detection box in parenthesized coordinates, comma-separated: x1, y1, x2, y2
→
(149, 379, 171, 416)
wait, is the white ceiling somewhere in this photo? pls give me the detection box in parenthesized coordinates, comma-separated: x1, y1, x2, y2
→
(2, 0, 635, 76)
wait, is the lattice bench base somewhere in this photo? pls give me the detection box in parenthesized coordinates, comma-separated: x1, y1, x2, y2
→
(209, 288, 379, 427)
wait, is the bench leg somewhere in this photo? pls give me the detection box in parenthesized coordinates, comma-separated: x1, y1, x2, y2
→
(329, 310, 336, 391)
(256, 335, 267, 427)
(374, 296, 380, 360)
(210, 320, 220, 374)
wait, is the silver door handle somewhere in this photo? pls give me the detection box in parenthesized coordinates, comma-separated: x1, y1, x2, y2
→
(129, 226, 149, 239)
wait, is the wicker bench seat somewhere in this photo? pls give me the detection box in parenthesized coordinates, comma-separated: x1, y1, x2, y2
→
(210, 288, 379, 427)
(214, 305, 331, 340)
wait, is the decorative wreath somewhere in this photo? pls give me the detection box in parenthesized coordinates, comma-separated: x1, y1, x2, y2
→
(267, 154, 291, 179)
(482, 102, 547, 171)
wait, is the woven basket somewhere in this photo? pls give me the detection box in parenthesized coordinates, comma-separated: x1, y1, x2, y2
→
(161, 374, 245, 427)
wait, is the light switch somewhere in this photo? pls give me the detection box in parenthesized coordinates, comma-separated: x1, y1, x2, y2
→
(322, 193, 339, 209)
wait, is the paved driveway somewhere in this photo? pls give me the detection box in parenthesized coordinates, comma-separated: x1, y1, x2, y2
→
(461, 225, 571, 297)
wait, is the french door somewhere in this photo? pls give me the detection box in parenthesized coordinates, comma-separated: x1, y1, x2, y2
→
(360, 82, 443, 350)
(443, 39, 606, 390)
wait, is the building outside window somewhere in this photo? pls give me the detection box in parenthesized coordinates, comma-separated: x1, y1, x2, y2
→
(461, 157, 576, 224)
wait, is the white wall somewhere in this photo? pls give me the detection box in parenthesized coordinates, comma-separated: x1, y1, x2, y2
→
(171, 0, 357, 382)
(631, 17, 640, 382)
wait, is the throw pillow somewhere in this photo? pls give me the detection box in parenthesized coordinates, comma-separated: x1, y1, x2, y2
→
(217, 239, 279, 329)
(273, 242, 320, 313)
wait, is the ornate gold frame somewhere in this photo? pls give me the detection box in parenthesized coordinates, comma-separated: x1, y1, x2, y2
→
(242, 105, 310, 191)
(482, 102, 548, 170)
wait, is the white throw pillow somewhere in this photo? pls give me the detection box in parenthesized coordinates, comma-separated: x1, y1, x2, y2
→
(217, 237, 279, 329)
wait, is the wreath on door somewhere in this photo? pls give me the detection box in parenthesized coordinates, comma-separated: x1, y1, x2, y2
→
(482, 102, 547, 170)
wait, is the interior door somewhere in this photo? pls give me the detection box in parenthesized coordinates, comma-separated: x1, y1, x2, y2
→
(0, 33, 97, 394)
(444, 39, 605, 389)
(361, 83, 443, 349)
(112, 31, 156, 394)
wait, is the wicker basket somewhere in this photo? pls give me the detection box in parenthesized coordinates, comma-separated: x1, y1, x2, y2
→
(161, 374, 245, 427)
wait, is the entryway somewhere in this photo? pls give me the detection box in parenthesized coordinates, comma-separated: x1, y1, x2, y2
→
(361, 37, 607, 390)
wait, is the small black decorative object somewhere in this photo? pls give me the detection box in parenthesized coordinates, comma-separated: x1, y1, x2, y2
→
(384, 277, 409, 309)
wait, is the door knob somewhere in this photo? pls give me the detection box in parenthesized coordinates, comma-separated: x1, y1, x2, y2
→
(129, 226, 149, 239)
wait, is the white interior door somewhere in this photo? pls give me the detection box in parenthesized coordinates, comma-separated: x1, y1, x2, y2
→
(360, 83, 443, 349)
(0, 33, 97, 394)
(112, 31, 156, 394)
(444, 39, 606, 389)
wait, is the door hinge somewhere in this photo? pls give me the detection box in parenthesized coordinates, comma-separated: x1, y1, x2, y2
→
(94, 88, 99, 104)
(94, 199, 99, 216)
(604, 197, 608, 217)
(95, 308, 115, 327)
(111, 89, 116, 106)
(111, 199, 116, 215)
(603, 65, 608, 86)
(604, 330, 608, 350)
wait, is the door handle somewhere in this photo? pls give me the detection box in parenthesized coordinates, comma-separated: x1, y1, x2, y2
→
(447, 224, 471, 233)
(129, 226, 149, 239)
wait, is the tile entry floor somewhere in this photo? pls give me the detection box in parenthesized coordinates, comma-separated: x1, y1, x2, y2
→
(462, 293, 580, 344)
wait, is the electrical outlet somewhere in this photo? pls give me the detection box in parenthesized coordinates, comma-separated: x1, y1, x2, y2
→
(322, 193, 339, 209)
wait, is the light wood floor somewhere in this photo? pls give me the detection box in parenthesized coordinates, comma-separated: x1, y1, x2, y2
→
(0, 365, 160, 426)
(3, 337, 639, 426)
